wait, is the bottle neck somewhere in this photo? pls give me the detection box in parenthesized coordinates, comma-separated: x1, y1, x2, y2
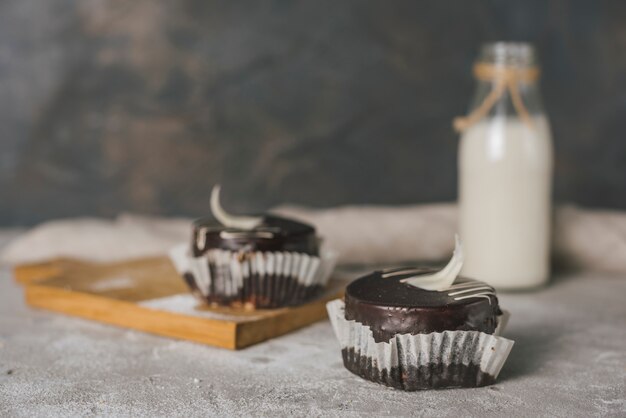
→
(453, 62, 545, 132)
(469, 62, 544, 120)
(453, 42, 546, 132)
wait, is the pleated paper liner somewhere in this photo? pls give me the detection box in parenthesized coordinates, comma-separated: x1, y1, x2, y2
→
(327, 299, 514, 390)
(170, 244, 337, 309)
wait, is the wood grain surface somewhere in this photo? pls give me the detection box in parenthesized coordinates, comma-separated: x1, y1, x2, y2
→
(15, 257, 343, 349)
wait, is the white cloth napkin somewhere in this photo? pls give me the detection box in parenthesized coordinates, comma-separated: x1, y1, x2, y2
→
(2, 204, 626, 275)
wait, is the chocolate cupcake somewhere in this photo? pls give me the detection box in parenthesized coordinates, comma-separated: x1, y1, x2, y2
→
(327, 236, 513, 390)
(170, 186, 336, 309)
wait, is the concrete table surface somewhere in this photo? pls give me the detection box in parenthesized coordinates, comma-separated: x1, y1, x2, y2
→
(0, 232, 624, 417)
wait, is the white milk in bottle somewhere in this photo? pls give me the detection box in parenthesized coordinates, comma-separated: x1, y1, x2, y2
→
(456, 43, 553, 290)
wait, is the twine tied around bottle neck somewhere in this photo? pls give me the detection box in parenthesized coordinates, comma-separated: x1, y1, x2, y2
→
(453, 62, 540, 132)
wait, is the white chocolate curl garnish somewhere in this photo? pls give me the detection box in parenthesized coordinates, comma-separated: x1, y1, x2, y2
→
(401, 234, 464, 291)
(210, 185, 263, 230)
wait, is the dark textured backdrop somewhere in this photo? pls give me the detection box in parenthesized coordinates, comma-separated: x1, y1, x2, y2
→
(1, 0, 625, 225)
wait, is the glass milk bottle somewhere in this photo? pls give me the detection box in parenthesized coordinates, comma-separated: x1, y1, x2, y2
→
(456, 42, 553, 290)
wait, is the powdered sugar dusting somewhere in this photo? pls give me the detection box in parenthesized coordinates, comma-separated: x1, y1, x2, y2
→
(139, 294, 265, 322)
(89, 276, 136, 291)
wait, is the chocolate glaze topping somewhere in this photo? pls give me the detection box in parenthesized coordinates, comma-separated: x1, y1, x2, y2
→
(192, 214, 318, 256)
(345, 268, 501, 343)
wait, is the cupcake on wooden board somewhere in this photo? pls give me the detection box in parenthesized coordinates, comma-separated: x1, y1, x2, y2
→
(327, 236, 513, 390)
(170, 186, 336, 309)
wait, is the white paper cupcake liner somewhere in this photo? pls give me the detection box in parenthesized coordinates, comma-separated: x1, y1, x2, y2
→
(169, 244, 337, 308)
(326, 299, 514, 390)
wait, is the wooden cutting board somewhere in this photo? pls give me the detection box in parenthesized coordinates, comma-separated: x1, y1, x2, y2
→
(14, 257, 344, 350)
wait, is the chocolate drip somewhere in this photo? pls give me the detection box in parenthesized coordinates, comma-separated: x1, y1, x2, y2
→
(345, 269, 501, 343)
(192, 215, 318, 256)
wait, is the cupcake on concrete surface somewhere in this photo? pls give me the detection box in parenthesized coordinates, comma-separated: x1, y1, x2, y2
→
(170, 185, 336, 309)
(327, 236, 513, 390)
